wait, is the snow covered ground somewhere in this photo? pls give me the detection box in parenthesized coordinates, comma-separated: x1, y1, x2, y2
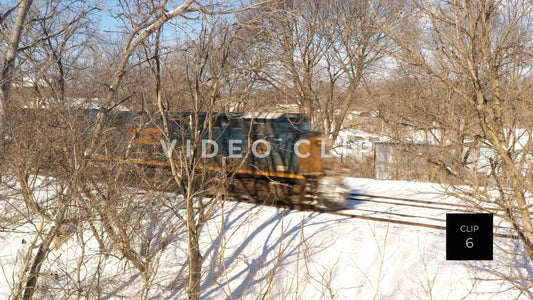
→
(1, 177, 532, 299)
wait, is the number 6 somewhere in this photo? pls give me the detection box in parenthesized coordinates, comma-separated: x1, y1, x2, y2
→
(466, 238, 474, 248)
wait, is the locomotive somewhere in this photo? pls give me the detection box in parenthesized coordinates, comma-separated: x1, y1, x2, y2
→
(90, 110, 348, 210)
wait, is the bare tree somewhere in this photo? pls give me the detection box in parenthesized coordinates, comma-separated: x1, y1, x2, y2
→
(322, 0, 389, 140)
(0, 0, 33, 121)
(244, 0, 331, 126)
(0, 0, 33, 174)
(0, 1, 100, 298)
(239, 0, 388, 140)
(1, 0, 232, 298)
(84, 2, 266, 298)
(153, 16, 254, 299)
(374, 0, 533, 259)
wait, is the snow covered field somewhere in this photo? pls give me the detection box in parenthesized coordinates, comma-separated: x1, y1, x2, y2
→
(1, 177, 532, 299)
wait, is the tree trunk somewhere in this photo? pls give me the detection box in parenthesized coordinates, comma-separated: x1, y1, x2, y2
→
(186, 194, 202, 300)
(22, 234, 53, 300)
(0, 0, 34, 120)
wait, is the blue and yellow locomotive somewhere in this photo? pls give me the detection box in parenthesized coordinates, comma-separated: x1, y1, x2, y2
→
(90, 110, 347, 209)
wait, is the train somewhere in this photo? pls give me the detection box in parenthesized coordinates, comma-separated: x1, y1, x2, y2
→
(87, 110, 348, 210)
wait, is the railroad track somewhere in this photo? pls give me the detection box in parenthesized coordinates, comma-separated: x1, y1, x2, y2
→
(344, 192, 518, 239)
(347, 192, 472, 212)
(343, 191, 458, 227)
(229, 192, 519, 240)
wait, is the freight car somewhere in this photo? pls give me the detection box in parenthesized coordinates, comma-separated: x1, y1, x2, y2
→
(89, 110, 348, 210)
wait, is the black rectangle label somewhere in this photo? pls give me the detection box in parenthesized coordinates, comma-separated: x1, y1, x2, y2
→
(446, 213, 493, 260)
